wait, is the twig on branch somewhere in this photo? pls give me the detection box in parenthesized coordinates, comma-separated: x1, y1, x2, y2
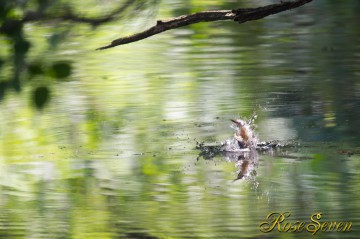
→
(56, 0, 135, 26)
(97, 0, 312, 50)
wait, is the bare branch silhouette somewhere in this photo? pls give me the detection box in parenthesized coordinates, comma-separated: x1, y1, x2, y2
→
(97, 0, 312, 50)
(49, 0, 134, 26)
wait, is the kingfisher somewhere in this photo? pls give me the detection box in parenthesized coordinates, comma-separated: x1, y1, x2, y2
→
(231, 119, 258, 149)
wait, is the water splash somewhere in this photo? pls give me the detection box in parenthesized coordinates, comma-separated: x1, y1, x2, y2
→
(221, 113, 259, 151)
(196, 114, 301, 181)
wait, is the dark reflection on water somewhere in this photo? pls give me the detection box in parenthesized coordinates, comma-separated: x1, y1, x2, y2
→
(1, 0, 360, 238)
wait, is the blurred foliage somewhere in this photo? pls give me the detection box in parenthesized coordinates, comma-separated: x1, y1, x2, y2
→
(0, 0, 70, 109)
(0, 0, 159, 109)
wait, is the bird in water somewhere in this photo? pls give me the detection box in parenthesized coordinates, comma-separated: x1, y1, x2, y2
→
(220, 117, 258, 152)
(231, 119, 258, 149)
(197, 115, 260, 180)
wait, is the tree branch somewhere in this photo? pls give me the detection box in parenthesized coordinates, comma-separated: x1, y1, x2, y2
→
(56, 0, 135, 26)
(97, 0, 312, 50)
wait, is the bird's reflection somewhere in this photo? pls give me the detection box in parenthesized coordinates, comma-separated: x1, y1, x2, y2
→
(221, 149, 259, 181)
(197, 148, 259, 181)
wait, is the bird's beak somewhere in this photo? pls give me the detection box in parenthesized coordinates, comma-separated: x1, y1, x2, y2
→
(231, 119, 243, 127)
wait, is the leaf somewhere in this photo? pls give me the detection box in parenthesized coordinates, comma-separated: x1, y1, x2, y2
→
(28, 62, 44, 78)
(49, 61, 72, 79)
(0, 81, 7, 101)
(48, 31, 69, 49)
(32, 86, 50, 109)
(14, 39, 31, 54)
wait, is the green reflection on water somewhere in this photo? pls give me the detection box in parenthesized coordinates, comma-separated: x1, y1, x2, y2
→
(1, 0, 360, 238)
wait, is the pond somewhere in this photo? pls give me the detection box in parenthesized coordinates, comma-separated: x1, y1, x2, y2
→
(0, 1, 359, 238)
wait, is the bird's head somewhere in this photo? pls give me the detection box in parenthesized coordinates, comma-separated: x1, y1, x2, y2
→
(231, 119, 245, 128)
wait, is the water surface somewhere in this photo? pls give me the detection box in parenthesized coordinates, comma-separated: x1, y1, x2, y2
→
(0, 0, 359, 238)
